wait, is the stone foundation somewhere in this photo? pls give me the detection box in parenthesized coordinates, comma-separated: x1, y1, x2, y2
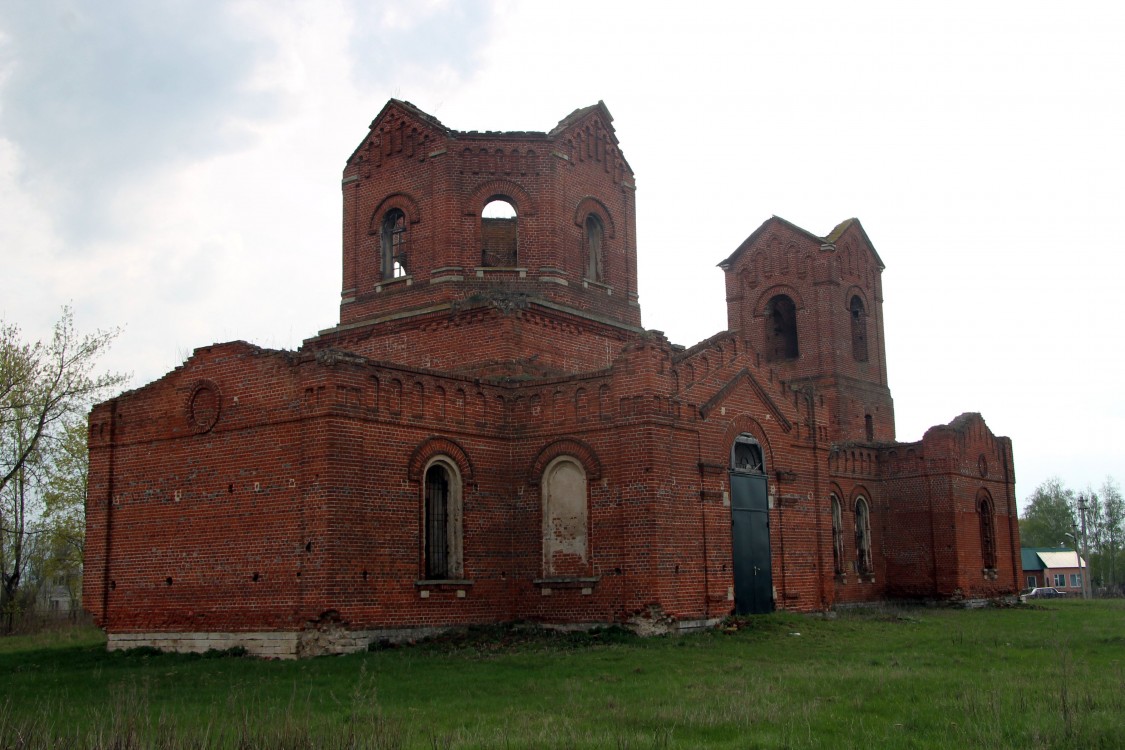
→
(107, 625, 446, 659)
(106, 617, 726, 659)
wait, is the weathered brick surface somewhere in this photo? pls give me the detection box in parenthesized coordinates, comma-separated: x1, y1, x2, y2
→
(84, 101, 1020, 656)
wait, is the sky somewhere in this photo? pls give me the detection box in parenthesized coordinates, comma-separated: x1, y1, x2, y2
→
(1, 0, 1122, 510)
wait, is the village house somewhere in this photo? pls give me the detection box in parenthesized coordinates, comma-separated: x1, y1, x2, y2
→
(1021, 548, 1086, 595)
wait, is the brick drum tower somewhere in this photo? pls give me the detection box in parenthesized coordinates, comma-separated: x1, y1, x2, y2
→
(84, 101, 1021, 657)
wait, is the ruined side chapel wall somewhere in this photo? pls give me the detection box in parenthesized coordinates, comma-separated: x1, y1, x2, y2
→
(86, 343, 319, 634)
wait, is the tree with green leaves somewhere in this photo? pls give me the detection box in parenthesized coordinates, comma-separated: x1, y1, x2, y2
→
(36, 418, 90, 618)
(1019, 477, 1077, 549)
(1, 308, 127, 631)
(1093, 477, 1123, 590)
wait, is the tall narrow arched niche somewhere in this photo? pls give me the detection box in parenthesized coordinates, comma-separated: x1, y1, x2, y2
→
(572, 197, 615, 284)
(850, 295, 869, 362)
(978, 490, 997, 570)
(585, 214, 604, 281)
(542, 456, 588, 576)
(831, 494, 844, 575)
(854, 496, 872, 576)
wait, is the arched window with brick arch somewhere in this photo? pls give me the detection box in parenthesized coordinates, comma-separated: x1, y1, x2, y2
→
(765, 294, 798, 362)
(381, 208, 407, 279)
(423, 457, 463, 579)
(978, 490, 997, 570)
(855, 496, 873, 575)
(850, 295, 869, 362)
(542, 456, 589, 577)
(481, 197, 518, 267)
(731, 435, 765, 474)
(572, 197, 614, 283)
(831, 494, 845, 575)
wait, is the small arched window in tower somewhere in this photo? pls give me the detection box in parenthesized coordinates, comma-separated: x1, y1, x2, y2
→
(979, 492, 997, 570)
(585, 214, 604, 281)
(381, 209, 408, 279)
(855, 496, 873, 575)
(831, 494, 844, 575)
(765, 295, 799, 362)
(481, 198, 517, 267)
(731, 435, 765, 474)
(850, 295, 869, 362)
(865, 414, 874, 442)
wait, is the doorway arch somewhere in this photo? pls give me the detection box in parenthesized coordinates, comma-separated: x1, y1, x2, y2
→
(729, 434, 774, 614)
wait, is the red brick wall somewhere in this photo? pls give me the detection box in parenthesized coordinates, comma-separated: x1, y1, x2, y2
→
(86, 331, 1019, 637)
(85, 101, 1021, 649)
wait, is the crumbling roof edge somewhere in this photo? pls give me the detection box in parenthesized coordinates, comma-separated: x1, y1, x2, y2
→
(349, 99, 630, 169)
(548, 100, 615, 137)
(671, 330, 738, 363)
(717, 216, 824, 268)
(347, 99, 453, 164)
(717, 215, 885, 271)
(92, 340, 300, 408)
(827, 218, 885, 270)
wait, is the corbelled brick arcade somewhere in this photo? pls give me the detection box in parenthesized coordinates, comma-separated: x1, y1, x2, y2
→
(84, 101, 1021, 657)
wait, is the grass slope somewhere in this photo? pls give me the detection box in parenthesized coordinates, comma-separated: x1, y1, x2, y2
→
(1, 601, 1122, 748)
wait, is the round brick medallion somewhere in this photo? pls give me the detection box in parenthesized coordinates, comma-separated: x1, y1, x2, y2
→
(189, 381, 221, 433)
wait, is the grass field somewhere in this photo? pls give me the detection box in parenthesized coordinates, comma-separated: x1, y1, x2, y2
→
(1, 600, 1122, 748)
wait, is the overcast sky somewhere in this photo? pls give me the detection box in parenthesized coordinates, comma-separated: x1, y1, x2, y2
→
(2, 0, 1122, 510)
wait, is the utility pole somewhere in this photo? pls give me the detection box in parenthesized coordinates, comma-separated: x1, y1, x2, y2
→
(1075, 494, 1094, 600)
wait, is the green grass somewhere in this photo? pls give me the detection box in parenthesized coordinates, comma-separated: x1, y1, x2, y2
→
(1, 601, 1123, 748)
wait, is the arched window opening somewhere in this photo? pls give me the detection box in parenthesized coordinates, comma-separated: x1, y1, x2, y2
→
(850, 295, 868, 362)
(855, 497, 872, 576)
(381, 209, 408, 279)
(481, 198, 517, 267)
(731, 434, 765, 474)
(424, 460, 463, 579)
(979, 494, 997, 569)
(542, 457, 588, 576)
(865, 414, 874, 442)
(585, 214, 604, 281)
(765, 295, 798, 362)
(831, 495, 844, 575)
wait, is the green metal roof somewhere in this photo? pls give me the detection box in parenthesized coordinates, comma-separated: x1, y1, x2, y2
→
(1021, 547, 1072, 571)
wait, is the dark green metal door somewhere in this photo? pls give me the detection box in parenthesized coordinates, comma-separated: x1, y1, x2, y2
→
(731, 472, 773, 615)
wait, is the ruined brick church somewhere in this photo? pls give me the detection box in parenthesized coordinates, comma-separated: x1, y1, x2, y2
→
(84, 100, 1021, 657)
